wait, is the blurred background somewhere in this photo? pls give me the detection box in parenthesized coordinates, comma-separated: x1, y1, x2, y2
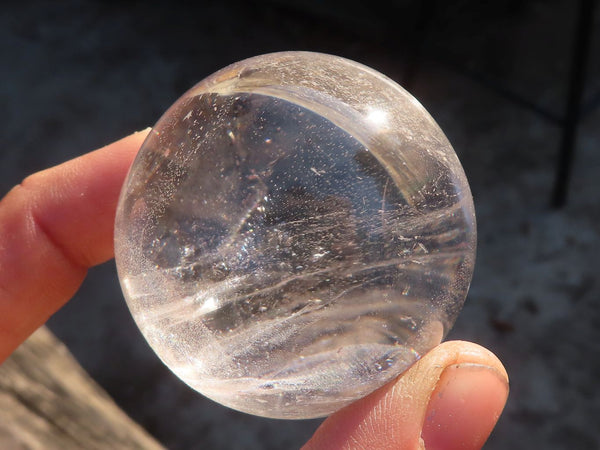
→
(2, 0, 599, 448)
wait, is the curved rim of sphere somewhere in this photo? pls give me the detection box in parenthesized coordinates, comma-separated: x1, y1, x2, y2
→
(115, 51, 477, 419)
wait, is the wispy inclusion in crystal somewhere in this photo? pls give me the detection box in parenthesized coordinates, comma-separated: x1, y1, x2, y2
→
(115, 52, 476, 419)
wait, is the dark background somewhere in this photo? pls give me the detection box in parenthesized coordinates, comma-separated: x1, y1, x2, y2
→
(2, 0, 599, 448)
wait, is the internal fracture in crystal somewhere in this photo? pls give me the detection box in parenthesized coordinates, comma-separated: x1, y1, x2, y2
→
(114, 52, 476, 419)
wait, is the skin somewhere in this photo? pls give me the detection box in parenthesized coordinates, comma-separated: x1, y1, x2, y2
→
(0, 130, 508, 449)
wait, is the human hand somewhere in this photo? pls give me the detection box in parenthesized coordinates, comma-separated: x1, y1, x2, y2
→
(0, 130, 508, 449)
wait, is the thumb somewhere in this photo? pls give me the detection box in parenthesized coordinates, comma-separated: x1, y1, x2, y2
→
(303, 341, 508, 450)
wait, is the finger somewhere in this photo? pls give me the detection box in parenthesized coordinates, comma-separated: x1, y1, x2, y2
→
(303, 341, 508, 450)
(0, 129, 149, 363)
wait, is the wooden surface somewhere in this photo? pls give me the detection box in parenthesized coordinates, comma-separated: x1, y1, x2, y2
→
(0, 326, 164, 450)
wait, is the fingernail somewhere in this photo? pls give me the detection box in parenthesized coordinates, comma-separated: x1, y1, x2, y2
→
(421, 363, 509, 450)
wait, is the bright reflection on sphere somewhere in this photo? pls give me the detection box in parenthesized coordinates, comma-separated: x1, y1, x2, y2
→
(114, 52, 476, 419)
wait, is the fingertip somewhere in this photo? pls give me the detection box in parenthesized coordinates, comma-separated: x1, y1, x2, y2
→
(421, 362, 509, 450)
(433, 340, 509, 382)
(303, 341, 508, 450)
(0, 129, 151, 362)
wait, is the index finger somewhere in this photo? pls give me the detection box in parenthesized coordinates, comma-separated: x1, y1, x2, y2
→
(0, 129, 149, 362)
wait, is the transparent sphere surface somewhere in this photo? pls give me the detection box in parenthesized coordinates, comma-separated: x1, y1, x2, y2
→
(115, 52, 476, 419)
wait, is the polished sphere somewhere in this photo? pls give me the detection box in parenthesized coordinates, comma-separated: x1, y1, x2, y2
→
(114, 52, 476, 419)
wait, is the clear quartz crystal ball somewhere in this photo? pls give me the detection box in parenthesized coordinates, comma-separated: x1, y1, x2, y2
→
(114, 51, 476, 420)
